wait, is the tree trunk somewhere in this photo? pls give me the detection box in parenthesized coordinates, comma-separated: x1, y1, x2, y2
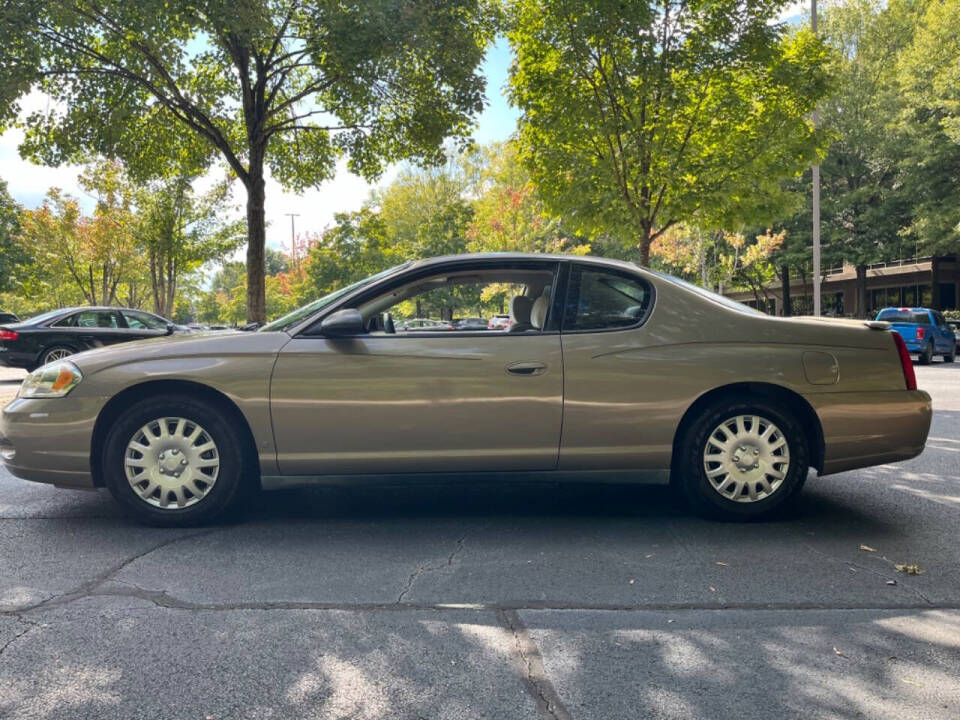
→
(781, 265, 792, 317)
(245, 166, 267, 325)
(855, 264, 867, 317)
(638, 221, 652, 266)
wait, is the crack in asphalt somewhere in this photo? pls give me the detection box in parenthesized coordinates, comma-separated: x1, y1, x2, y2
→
(0, 527, 221, 615)
(396, 533, 467, 603)
(0, 614, 41, 658)
(498, 608, 573, 720)
(800, 541, 935, 606)
(8, 576, 960, 618)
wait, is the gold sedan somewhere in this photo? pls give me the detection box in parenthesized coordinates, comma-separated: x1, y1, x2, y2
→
(0, 254, 931, 525)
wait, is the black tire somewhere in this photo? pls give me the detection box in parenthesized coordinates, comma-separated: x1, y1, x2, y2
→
(675, 399, 810, 521)
(918, 341, 933, 365)
(944, 345, 956, 363)
(102, 394, 248, 526)
(40, 345, 77, 366)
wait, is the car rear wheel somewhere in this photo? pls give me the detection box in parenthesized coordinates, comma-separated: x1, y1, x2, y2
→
(944, 345, 956, 363)
(676, 400, 809, 520)
(41, 346, 75, 365)
(918, 341, 933, 365)
(102, 395, 247, 526)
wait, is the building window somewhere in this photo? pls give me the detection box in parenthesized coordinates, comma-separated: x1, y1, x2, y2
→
(791, 292, 843, 316)
(869, 284, 932, 313)
(940, 282, 957, 310)
(743, 297, 777, 315)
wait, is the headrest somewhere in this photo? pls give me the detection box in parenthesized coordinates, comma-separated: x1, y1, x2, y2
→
(531, 296, 549, 329)
(510, 295, 533, 324)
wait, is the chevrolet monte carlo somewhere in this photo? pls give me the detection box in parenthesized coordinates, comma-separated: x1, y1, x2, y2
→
(0, 254, 932, 525)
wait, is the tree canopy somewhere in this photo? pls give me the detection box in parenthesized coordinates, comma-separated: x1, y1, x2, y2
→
(508, 0, 833, 264)
(1, 0, 499, 322)
(0, 182, 24, 294)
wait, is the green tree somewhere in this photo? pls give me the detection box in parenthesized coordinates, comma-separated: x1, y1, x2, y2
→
(299, 156, 476, 309)
(0, 181, 25, 294)
(815, 0, 919, 314)
(2, 0, 499, 323)
(375, 160, 476, 260)
(15, 163, 141, 307)
(303, 209, 393, 301)
(466, 142, 591, 255)
(896, 0, 960, 260)
(507, 0, 833, 264)
(136, 174, 244, 317)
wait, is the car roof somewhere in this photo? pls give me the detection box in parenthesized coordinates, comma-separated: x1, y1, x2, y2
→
(407, 252, 641, 273)
(878, 307, 931, 312)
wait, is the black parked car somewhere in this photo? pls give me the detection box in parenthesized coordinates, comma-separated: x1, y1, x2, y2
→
(0, 312, 19, 324)
(0, 307, 186, 371)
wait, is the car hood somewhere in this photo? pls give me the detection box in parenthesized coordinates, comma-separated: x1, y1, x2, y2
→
(61, 330, 292, 375)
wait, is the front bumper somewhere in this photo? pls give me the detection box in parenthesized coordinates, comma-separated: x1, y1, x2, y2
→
(0, 394, 106, 488)
(808, 389, 932, 475)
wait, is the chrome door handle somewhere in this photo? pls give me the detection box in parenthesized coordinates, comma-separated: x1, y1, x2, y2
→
(506, 361, 547, 376)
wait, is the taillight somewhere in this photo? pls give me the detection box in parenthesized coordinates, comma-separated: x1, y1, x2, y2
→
(892, 332, 917, 390)
(0, 329, 18, 342)
(916, 327, 925, 340)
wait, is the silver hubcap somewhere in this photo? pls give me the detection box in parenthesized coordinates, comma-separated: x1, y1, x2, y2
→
(44, 348, 72, 362)
(124, 417, 220, 509)
(702, 415, 790, 503)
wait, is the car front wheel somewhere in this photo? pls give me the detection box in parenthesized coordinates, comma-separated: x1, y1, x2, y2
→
(102, 395, 247, 526)
(676, 400, 809, 520)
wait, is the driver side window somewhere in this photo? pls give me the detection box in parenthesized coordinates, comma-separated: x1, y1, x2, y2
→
(356, 267, 557, 335)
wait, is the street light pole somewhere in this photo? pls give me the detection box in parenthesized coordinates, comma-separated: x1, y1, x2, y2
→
(284, 212, 300, 269)
(812, 0, 821, 316)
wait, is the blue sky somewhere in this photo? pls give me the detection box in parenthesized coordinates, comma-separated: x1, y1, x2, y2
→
(473, 37, 519, 145)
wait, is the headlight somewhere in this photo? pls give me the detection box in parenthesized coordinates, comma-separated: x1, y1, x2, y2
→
(19, 361, 84, 399)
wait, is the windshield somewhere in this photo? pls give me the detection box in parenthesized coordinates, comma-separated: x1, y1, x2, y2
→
(646, 269, 763, 315)
(876, 309, 930, 324)
(260, 262, 412, 332)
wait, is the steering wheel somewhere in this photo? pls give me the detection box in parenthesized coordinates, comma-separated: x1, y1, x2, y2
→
(383, 312, 395, 334)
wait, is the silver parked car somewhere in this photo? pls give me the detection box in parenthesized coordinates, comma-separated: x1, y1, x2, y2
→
(0, 254, 931, 526)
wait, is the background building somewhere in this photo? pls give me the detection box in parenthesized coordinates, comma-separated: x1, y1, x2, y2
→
(724, 256, 959, 317)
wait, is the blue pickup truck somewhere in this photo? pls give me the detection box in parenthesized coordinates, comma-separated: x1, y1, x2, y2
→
(876, 307, 957, 364)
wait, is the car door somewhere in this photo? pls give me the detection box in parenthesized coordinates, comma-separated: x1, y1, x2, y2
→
(270, 260, 565, 475)
(932, 311, 953, 353)
(53, 309, 129, 350)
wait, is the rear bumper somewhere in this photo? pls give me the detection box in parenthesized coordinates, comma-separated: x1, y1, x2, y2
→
(0, 351, 35, 369)
(808, 389, 932, 475)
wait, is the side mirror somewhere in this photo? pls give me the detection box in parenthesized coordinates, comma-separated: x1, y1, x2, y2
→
(320, 308, 365, 336)
(165, 323, 176, 336)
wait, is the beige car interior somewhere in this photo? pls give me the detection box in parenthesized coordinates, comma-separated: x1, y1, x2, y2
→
(357, 268, 555, 334)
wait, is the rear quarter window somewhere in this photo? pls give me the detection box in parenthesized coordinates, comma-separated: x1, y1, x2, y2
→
(563, 266, 654, 332)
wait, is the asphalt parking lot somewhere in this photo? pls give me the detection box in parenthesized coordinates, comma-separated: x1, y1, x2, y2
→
(1, 363, 959, 719)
